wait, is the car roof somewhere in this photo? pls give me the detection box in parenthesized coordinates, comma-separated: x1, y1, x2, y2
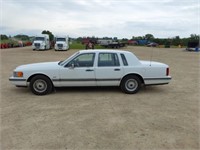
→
(79, 49, 132, 54)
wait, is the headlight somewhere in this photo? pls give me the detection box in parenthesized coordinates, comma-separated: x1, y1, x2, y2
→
(13, 71, 23, 77)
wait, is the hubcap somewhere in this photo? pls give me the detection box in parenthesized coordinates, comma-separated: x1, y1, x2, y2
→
(125, 79, 138, 92)
(33, 79, 47, 93)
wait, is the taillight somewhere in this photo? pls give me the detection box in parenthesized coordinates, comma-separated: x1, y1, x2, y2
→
(166, 68, 169, 76)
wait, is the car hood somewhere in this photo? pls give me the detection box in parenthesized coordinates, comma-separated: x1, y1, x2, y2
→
(15, 61, 60, 71)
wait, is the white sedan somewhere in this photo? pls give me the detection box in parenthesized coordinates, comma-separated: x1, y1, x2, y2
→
(9, 49, 171, 95)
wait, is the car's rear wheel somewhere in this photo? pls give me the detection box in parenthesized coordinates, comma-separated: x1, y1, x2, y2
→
(121, 75, 141, 94)
(30, 75, 53, 95)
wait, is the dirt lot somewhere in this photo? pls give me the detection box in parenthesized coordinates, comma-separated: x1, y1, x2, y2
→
(1, 46, 199, 150)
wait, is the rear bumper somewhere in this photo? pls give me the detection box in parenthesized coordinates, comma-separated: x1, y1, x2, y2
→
(144, 77, 172, 85)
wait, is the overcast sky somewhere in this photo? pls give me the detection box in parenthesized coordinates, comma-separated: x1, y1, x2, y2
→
(1, 0, 199, 38)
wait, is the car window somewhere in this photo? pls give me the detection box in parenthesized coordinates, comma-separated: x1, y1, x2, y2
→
(66, 53, 95, 67)
(98, 53, 120, 67)
(120, 54, 128, 66)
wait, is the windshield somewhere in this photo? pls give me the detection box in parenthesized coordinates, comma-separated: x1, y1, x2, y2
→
(35, 37, 45, 41)
(56, 38, 66, 42)
(59, 52, 80, 66)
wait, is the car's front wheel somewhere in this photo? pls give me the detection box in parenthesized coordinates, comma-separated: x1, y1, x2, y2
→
(121, 75, 141, 94)
(30, 75, 53, 95)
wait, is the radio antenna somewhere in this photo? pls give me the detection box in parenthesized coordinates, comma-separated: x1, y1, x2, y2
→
(150, 46, 154, 66)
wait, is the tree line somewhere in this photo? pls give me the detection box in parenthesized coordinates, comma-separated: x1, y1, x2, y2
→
(130, 34, 199, 46)
(1, 32, 199, 46)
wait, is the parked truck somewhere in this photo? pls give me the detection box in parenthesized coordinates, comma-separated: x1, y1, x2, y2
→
(54, 36, 69, 51)
(186, 41, 199, 52)
(98, 39, 126, 48)
(32, 34, 50, 50)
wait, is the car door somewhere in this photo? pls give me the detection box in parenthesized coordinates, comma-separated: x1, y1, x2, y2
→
(59, 53, 96, 86)
(95, 52, 123, 86)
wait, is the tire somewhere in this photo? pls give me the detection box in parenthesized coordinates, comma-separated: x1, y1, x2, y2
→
(120, 75, 141, 94)
(30, 75, 53, 95)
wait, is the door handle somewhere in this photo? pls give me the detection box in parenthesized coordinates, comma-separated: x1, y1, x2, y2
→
(114, 68, 120, 71)
(86, 69, 94, 72)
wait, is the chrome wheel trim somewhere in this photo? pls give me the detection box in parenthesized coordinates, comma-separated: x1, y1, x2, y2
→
(33, 79, 47, 93)
(125, 79, 138, 92)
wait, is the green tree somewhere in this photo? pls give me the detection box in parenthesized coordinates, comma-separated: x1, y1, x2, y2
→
(41, 30, 54, 41)
(144, 34, 154, 40)
(0, 34, 9, 40)
(121, 38, 128, 42)
(76, 37, 83, 43)
(171, 36, 181, 46)
(190, 34, 199, 40)
(14, 34, 30, 41)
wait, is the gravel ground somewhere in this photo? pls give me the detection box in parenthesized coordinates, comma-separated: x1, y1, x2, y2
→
(1, 46, 199, 150)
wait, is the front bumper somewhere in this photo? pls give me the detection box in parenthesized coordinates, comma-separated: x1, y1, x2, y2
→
(32, 45, 46, 50)
(55, 46, 68, 50)
(9, 77, 27, 87)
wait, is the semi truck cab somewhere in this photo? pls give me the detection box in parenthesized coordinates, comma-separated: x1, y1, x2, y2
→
(32, 34, 50, 50)
(54, 36, 69, 51)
